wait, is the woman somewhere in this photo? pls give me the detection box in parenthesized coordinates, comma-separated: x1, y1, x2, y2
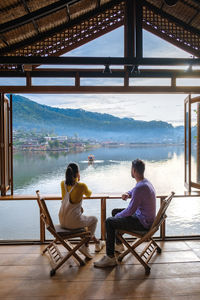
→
(59, 162, 104, 258)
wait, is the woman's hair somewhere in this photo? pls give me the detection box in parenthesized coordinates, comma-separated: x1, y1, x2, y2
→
(65, 162, 79, 186)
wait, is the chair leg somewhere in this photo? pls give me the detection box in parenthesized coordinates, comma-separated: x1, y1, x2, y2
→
(59, 237, 89, 266)
(118, 248, 130, 262)
(52, 248, 80, 273)
(42, 241, 55, 254)
(48, 227, 91, 265)
(117, 234, 151, 274)
(151, 238, 162, 253)
(49, 241, 86, 275)
(157, 247, 162, 253)
(52, 236, 91, 272)
(116, 233, 131, 262)
(64, 240, 85, 266)
(50, 269, 56, 277)
(44, 236, 91, 276)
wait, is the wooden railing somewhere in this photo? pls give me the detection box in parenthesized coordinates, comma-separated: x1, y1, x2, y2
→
(1, 192, 200, 243)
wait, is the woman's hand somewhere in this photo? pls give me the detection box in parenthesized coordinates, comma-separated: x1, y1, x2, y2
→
(77, 173, 80, 181)
(122, 193, 129, 201)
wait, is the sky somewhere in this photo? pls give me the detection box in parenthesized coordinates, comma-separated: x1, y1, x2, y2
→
(2, 26, 197, 126)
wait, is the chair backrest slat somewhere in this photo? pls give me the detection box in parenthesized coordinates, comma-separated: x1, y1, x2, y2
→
(36, 190, 55, 230)
(151, 192, 175, 230)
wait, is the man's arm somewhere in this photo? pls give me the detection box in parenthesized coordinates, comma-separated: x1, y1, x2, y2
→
(127, 189, 133, 196)
(115, 188, 142, 218)
(122, 188, 133, 200)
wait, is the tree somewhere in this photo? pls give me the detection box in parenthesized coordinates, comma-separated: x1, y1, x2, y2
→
(54, 140, 59, 148)
(48, 141, 54, 149)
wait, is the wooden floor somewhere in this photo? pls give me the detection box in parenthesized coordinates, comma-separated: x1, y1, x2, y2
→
(1, 241, 200, 299)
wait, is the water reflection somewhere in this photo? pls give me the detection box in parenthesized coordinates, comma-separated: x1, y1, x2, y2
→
(1, 145, 199, 240)
(14, 145, 184, 194)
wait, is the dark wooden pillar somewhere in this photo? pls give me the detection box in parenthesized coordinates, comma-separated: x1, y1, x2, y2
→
(124, 0, 143, 86)
(0, 93, 6, 195)
(124, 0, 143, 58)
(197, 103, 200, 183)
(9, 94, 13, 195)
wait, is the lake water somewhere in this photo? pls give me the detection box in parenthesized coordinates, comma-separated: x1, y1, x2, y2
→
(1, 145, 200, 240)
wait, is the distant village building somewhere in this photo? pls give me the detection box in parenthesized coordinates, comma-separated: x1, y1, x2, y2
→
(45, 136, 68, 142)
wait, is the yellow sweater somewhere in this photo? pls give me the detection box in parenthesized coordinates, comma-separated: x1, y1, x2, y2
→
(61, 180, 92, 204)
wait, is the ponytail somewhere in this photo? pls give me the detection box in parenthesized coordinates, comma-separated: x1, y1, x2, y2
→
(65, 162, 79, 186)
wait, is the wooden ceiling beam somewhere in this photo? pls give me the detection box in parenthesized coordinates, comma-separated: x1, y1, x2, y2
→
(0, 85, 200, 94)
(0, 56, 200, 66)
(21, 0, 39, 34)
(65, 4, 71, 22)
(1, 69, 200, 78)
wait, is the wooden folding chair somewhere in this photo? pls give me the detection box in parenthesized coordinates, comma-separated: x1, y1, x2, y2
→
(116, 192, 175, 275)
(36, 190, 91, 276)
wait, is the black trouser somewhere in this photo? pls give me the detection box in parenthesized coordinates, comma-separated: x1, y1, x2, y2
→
(112, 208, 125, 245)
(106, 209, 146, 256)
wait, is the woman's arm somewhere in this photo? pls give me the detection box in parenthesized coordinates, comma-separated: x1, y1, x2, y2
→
(83, 183, 92, 197)
(60, 181, 65, 199)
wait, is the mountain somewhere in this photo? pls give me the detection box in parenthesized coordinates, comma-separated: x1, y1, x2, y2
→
(10, 94, 184, 143)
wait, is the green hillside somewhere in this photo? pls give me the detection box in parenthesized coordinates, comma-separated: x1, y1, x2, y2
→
(11, 94, 172, 130)
(10, 94, 183, 142)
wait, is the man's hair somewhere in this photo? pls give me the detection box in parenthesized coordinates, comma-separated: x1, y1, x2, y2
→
(132, 159, 145, 175)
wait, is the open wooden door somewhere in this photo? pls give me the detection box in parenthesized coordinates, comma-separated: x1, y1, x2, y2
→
(0, 93, 13, 196)
(184, 94, 200, 192)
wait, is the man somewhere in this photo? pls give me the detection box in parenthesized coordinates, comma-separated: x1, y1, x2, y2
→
(94, 159, 156, 268)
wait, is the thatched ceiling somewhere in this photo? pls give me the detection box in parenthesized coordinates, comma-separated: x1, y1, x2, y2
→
(0, 0, 200, 57)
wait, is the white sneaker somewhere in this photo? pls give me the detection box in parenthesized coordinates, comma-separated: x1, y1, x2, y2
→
(95, 240, 105, 252)
(115, 243, 125, 253)
(94, 255, 117, 268)
(79, 244, 93, 259)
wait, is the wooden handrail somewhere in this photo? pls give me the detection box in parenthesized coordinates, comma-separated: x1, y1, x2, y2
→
(0, 192, 200, 201)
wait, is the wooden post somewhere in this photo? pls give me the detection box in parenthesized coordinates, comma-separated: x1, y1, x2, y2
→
(0, 93, 6, 196)
(10, 94, 13, 195)
(0, 93, 3, 195)
(171, 76, 176, 87)
(188, 95, 192, 191)
(26, 72, 32, 87)
(40, 208, 46, 243)
(160, 197, 166, 240)
(196, 103, 200, 183)
(75, 72, 80, 88)
(101, 197, 106, 240)
(184, 101, 187, 185)
(124, 0, 143, 86)
(184, 95, 191, 190)
(5, 97, 10, 194)
(135, 1, 143, 60)
(124, 70, 129, 87)
(124, 0, 143, 58)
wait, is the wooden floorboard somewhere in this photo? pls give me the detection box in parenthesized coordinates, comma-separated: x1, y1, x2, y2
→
(0, 241, 200, 299)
